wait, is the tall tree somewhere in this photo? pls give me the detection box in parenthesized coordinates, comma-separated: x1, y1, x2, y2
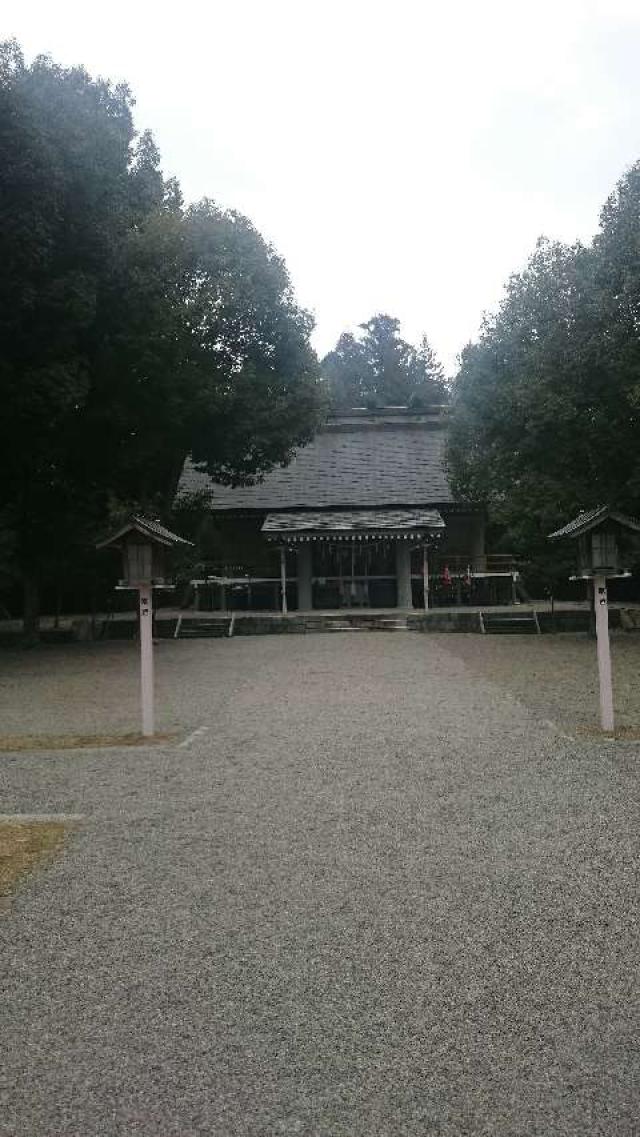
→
(322, 314, 448, 409)
(593, 160, 640, 437)
(0, 40, 145, 636)
(0, 41, 322, 637)
(412, 335, 447, 403)
(359, 314, 414, 405)
(321, 332, 368, 410)
(76, 200, 321, 506)
(448, 163, 640, 578)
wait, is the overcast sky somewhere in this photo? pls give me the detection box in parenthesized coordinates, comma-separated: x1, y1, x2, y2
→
(4, 0, 640, 372)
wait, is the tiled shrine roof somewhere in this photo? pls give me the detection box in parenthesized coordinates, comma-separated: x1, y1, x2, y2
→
(179, 409, 455, 511)
(262, 508, 445, 542)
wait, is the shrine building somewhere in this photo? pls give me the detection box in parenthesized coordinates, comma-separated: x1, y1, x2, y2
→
(179, 408, 516, 611)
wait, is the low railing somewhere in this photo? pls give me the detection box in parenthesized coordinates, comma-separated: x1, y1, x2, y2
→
(429, 554, 517, 576)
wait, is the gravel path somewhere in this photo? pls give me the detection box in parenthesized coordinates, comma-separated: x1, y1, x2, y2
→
(0, 634, 638, 1136)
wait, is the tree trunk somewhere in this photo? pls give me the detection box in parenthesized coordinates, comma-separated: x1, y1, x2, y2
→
(23, 571, 41, 645)
(163, 450, 190, 514)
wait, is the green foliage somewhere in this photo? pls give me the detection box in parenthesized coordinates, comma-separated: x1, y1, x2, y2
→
(448, 164, 640, 582)
(0, 40, 142, 622)
(181, 202, 322, 485)
(0, 41, 322, 631)
(322, 314, 448, 409)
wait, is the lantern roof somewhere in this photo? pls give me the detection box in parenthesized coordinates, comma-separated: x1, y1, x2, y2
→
(96, 515, 192, 551)
(548, 505, 640, 541)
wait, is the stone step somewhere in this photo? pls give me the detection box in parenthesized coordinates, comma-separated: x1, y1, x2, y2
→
(481, 611, 540, 635)
(318, 625, 365, 632)
(176, 613, 410, 637)
(177, 618, 232, 639)
(303, 615, 408, 633)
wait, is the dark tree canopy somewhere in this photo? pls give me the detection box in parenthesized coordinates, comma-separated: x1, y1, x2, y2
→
(322, 314, 448, 410)
(0, 40, 322, 634)
(447, 162, 640, 579)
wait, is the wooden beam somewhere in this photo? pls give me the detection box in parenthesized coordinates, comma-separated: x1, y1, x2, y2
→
(280, 547, 288, 614)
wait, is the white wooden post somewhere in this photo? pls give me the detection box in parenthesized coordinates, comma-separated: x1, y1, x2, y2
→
(139, 584, 154, 737)
(594, 574, 614, 733)
(280, 546, 288, 614)
(422, 545, 429, 611)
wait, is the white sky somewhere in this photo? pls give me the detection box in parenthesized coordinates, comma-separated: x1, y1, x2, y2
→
(4, 0, 640, 373)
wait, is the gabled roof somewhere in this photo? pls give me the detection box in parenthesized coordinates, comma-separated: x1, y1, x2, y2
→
(179, 409, 455, 511)
(262, 508, 445, 542)
(96, 515, 192, 550)
(548, 506, 640, 540)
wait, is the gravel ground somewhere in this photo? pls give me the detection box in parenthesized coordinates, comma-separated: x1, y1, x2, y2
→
(441, 630, 640, 735)
(0, 633, 638, 1136)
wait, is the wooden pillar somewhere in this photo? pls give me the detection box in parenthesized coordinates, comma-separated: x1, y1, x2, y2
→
(138, 584, 154, 737)
(395, 541, 413, 609)
(280, 546, 288, 614)
(298, 544, 313, 611)
(422, 545, 429, 611)
(594, 574, 614, 733)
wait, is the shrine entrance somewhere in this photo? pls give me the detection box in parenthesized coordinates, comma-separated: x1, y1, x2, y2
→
(311, 540, 397, 609)
(261, 508, 446, 612)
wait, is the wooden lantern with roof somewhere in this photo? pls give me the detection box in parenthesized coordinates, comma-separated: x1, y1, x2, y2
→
(96, 516, 192, 587)
(548, 505, 640, 734)
(548, 505, 640, 579)
(96, 516, 192, 736)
